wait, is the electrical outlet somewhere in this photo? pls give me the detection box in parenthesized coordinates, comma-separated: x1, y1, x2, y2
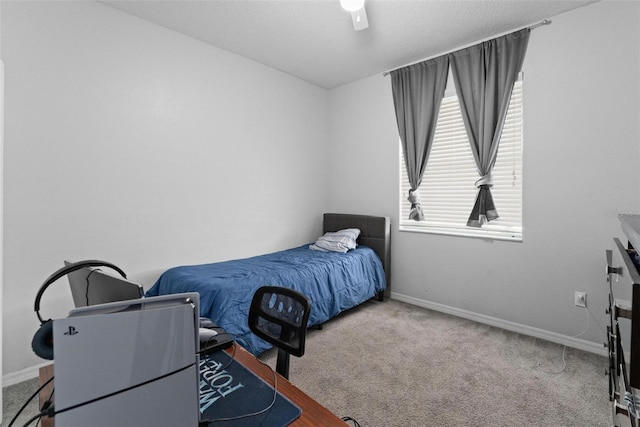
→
(575, 291, 587, 308)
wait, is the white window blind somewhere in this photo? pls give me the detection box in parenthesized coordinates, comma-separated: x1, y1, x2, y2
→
(400, 80, 523, 241)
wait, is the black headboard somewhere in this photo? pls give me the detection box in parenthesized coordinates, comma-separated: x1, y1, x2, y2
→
(323, 213, 391, 298)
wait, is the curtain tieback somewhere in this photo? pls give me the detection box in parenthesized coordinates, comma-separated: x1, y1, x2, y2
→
(407, 189, 421, 206)
(407, 189, 424, 221)
(475, 172, 493, 188)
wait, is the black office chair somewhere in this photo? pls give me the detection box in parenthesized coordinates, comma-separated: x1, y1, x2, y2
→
(248, 286, 312, 379)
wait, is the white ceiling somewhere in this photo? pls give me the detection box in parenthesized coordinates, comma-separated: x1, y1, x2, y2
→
(100, 0, 597, 89)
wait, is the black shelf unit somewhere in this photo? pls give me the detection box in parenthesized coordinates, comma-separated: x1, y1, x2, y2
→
(606, 215, 640, 427)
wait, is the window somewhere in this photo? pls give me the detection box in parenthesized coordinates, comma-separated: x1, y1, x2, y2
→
(399, 79, 523, 241)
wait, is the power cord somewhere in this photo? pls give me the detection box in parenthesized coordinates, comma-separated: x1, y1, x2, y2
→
(201, 343, 279, 424)
(203, 340, 237, 365)
(537, 304, 590, 374)
(196, 327, 230, 355)
(342, 416, 362, 426)
(586, 304, 606, 335)
(21, 410, 48, 427)
(36, 384, 55, 427)
(7, 375, 54, 427)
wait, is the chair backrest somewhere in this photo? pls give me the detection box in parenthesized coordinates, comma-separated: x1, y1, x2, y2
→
(248, 286, 311, 358)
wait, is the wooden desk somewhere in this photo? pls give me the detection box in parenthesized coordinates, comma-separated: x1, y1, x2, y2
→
(38, 363, 54, 427)
(38, 344, 345, 426)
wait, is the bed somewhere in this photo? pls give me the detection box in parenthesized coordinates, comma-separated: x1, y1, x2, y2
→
(145, 213, 391, 355)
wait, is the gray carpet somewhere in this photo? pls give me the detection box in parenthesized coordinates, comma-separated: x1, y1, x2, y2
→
(3, 299, 611, 426)
(259, 299, 610, 427)
(2, 377, 41, 426)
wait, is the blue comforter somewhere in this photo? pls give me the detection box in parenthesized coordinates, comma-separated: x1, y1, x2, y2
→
(145, 245, 386, 355)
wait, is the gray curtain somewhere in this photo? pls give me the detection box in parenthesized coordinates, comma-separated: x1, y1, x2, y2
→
(391, 56, 449, 221)
(449, 29, 530, 227)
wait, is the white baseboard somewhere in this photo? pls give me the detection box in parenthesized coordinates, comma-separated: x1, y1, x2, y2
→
(391, 292, 607, 357)
(3, 293, 606, 388)
(3, 361, 51, 388)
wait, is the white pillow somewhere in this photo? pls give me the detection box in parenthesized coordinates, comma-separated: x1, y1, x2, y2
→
(309, 228, 361, 253)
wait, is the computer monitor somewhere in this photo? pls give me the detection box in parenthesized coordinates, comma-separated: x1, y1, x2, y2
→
(65, 260, 144, 308)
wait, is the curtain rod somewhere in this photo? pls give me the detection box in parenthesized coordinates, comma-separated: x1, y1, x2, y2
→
(382, 19, 551, 77)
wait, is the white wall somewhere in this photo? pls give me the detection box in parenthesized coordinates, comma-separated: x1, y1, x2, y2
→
(1, 1, 329, 378)
(0, 0, 5, 412)
(328, 0, 640, 348)
(2, 0, 639, 382)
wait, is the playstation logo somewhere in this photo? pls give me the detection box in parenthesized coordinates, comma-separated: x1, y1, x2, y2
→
(63, 326, 79, 336)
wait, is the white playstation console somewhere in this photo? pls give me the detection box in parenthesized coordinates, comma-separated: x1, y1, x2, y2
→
(52, 293, 201, 426)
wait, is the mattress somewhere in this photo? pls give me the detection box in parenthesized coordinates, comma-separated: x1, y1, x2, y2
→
(145, 244, 387, 355)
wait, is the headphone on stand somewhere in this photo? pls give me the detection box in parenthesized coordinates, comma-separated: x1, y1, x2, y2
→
(31, 260, 127, 360)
